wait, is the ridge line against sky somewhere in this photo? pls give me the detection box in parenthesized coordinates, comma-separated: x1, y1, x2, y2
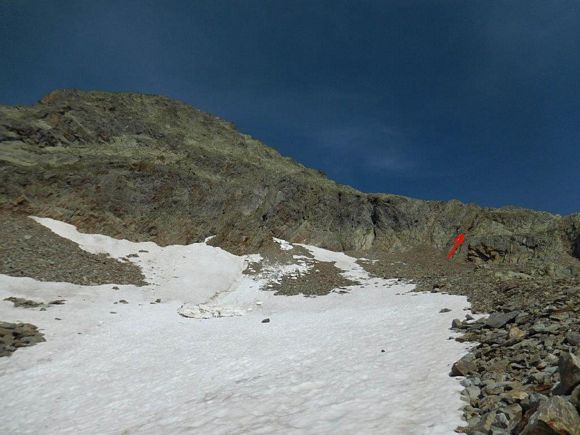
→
(1, 0, 579, 214)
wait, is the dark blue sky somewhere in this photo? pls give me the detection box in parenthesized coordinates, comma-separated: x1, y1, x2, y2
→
(1, 1, 579, 214)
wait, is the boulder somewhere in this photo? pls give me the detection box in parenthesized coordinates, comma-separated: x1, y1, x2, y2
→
(565, 331, 580, 346)
(452, 318, 463, 329)
(485, 311, 519, 329)
(554, 352, 580, 395)
(571, 385, 580, 413)
(470, 411, 496, 433)
(521, 396, 580, 435)
(451, 353, 478, 377)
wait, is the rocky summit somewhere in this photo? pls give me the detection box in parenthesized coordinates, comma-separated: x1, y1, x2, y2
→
(1, 90, 579, 433)
(1, 90, 579, 271)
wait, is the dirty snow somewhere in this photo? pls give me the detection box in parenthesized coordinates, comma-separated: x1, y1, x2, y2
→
(0, 219, 474, 434)
(273, 237, 293, 251)
(177, 303, 246, 319)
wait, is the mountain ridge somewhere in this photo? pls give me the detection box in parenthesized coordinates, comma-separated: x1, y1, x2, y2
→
(1, 89, 578, 278)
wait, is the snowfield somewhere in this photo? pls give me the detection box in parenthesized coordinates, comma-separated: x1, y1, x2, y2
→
(0, 218, 474, 434)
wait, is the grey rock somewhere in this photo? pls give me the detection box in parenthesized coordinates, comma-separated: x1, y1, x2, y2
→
(531, 321, 560, 334)
(451, 318, 463, 329)
(553, 352, 580, 395)
(451, 353, 478, 377)
(3, 297, 44, 308)
(483, 382, 504, 395)
(516, 312, 531, 325)
(466, 415, 481, 428)
(479, 395, 502, 412)
(471, 411, 496, 433)
(464, 404, 477, 415)
(504, 403, 523, 431)
(461, 378, 473, 387)
(566, 331, 580, 346)
(485, 311, 519, 329)
(465, 386, 481, 404)
(494, 411, 510, 429)
(521, 393, 549, 411)
(500, 389, 529, 404)
(571, 385, 580, 413)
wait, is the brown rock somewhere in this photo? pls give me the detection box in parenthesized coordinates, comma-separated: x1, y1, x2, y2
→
(451, 353, 478, 376)
(521, 396, 580, 435)
(509, 325, 526, 340)
(502, 389, 530, 403)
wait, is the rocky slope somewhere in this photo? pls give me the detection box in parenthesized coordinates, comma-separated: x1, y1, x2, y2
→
(0, 213, 145, 285)
(1, 90, 579, 433)
(450, 285, 580, 434)
(1, 90, 579, 280)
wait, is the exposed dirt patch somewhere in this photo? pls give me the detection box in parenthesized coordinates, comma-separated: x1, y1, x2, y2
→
(267, 260, 358, 296)
(243, 240, 315, 276)
(244, 240, 358, 296)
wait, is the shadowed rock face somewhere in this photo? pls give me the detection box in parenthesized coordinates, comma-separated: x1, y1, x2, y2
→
(1, 90, 579, 276)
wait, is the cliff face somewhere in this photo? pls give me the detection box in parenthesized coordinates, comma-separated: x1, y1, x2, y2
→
(1, 90, 578, 276)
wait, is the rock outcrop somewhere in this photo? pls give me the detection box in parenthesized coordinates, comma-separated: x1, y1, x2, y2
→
(0, 321, 45, 356)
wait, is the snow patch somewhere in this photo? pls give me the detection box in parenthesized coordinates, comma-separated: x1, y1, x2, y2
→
(296, 243, 369, 281)
(30, 216, 245, 305)
(178, 303, 245, 319)
(273, 237, 294, 250)
(0, 217, 476, 434)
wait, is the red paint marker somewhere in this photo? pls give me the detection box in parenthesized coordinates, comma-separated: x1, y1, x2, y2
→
(448, 233, 465, 259)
